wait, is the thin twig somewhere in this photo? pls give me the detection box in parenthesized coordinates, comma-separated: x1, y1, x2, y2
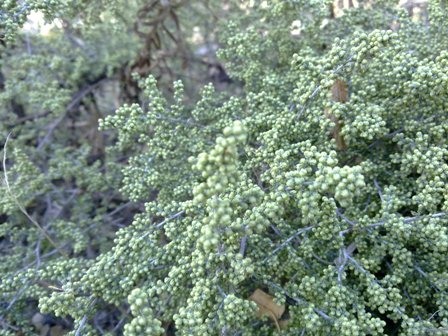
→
(37, 79, 105, 150)
(266, 281, 332, 321)
(295, 54, 355, 119)
(373, 179, 384, 203)
(366, 211, 448, 229)
(112, 308, 131, 333)
(264, 226, 314, 262)
(74, 298, 98, 336)
(2, 133, 68, 257)
(239, 235, 247, 257)
(6, 281, 31, 310)
(141, 210, 185, 238)
(336, 208, 356, 226)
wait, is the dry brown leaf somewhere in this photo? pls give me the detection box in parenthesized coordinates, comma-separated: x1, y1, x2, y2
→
(249, 289, 285, 331)
(249, 289, 285, 318)
(331, 79, 349, 103)
(278, 319, 290, 330)
(325, 79, 348, 150)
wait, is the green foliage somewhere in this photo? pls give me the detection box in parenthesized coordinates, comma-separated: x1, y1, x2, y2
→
(2, 1, 448, 335)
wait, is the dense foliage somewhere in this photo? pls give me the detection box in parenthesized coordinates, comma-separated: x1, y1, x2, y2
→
(1, 0, 448, 335)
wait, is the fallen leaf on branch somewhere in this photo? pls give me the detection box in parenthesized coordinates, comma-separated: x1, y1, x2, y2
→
(249, 289, 286, 331)
(325, 79, 348, 150)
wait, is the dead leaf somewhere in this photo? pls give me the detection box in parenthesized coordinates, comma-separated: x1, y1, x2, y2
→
(249, 289, 285, 331)
(278, 319, 290, 329)
(331, 79, 349, 103)
(325, 79, 348, 150)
